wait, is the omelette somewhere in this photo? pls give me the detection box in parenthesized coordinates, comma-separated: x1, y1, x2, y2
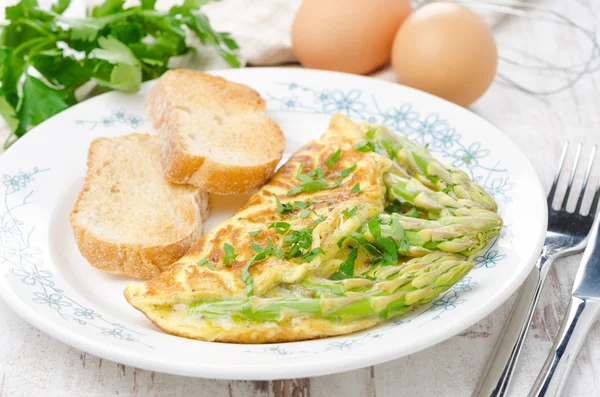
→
(125, 114, 502, 343)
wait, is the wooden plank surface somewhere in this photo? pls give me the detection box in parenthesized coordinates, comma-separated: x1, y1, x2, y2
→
(1, 0, 600, 396)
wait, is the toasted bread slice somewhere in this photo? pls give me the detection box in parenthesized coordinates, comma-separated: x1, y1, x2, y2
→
(70, 134, 209, 279)
(145, 69, 285, 195)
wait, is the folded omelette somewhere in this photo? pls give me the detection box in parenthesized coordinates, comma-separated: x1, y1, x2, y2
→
(125, 114, 502, 343)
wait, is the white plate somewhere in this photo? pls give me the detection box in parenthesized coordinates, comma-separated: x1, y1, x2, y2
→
(0, 68, 546, 380)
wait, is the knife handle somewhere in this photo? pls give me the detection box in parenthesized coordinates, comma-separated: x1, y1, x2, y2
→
(528, 296, 600, 397)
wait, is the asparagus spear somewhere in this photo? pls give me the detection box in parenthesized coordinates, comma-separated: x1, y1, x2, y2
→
(358, 125, 498, 212)
(188, 253, 472, 322)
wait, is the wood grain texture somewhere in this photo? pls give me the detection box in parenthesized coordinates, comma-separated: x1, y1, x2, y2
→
(1, 0, 600, 396)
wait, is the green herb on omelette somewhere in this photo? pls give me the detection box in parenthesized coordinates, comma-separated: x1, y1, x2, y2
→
(342, 206, 358, 218)
(223, 243, 237, 266)
(196, 257, 208, 266)
(324, 148, 341, 169)
(286, 151, 357, 196)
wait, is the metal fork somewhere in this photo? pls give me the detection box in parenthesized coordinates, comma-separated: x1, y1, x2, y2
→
(473, 142, 600, 397)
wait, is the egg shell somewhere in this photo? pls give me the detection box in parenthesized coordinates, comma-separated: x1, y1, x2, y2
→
(292, 0, 412, 75)
(391, 3, 497, 107)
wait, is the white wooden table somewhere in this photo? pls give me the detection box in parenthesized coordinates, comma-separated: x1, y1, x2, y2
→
(1, 1, 600, 396)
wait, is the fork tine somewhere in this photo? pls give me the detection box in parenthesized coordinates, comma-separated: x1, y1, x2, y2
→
(548, 141, 569, 209)
(560, 142, 582, 210)
(575, 145, 597, 214)
(589, 179, 600, 217)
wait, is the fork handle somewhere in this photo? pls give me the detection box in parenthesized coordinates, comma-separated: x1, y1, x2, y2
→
(472, 251, 557, 397)
(527, 296, 600, 397)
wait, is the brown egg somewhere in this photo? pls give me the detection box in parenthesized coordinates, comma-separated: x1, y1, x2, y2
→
(391, 3, 497, 106)
(292, 0, 412, 75)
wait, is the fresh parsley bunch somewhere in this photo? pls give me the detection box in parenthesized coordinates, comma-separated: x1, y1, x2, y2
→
(0, 0, 239, 147)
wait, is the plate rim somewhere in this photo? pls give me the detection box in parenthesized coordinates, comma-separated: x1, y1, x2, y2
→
(0, 67, 548, 380)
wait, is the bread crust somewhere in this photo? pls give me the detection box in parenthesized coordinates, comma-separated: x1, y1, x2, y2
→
(70, 134, 210, 279)
(145, 70, 285, 195)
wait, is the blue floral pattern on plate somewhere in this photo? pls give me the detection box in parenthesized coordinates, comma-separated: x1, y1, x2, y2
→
(0, 167, 152, 347)
(74, 108, 144, 130)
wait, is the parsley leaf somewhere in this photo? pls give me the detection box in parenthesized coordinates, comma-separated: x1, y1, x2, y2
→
(331, 247, 358, 280)
(339, 165, 357, 177)
(384, 199, 403, 214)
(392, 217, 411, 252)
(91, 0, 125, 17)
(288, 161, 357, 196)
(51, 0, 71, 15)
(294, 201, 309, 209)
(325, 148, 341, 169)
(242, 238, 275, 295)
(337, 232, 382, 258)
(368, 217, 382, 239)
(248, 230, 261, 237)
(378, 237, 398, 265)
(342, 207, 358, 218)
(274, 194, 294, 214)
(183, 9, 240, 67)
(294, 247, 325, 263)
(365, 127, 378, 139)
(196, 257, 208, 266)
(354, 141, 375, 152)
(223, 243, 237, 265)
(17, 75, 70, 133)
(404, 206, 420, 218)
(351, 183, 362, 194)
(90, 36, 142, 92)
(269, 221, 291, 234)
(207, 262, 215, 271)
(280, 217, 326, 261)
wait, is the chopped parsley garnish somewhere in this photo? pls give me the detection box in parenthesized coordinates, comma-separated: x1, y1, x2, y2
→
(207, 262, 215, 271)
(287, 154, 357, 196)
(385, 200, 420, 218)
(392, 217, 411, 252)
(342, 206, 358, 218)
(243, 238, 276, 295)
(274, 194, 294, 214)
(384, 199, 402, 214)
(404, 206, 420, 218)
(351, 183, 362, 193)
(336, 213, 414, 269)
(287, 163, 329, 195)
(325, 148, 342, 169)
(294, 201, 309, 209)
(223, 243, 237, 266)
(281, 217, 326, 260)
(196, 258, 208, 266)
(336, 165, 357, 180)
(367, 217, 398, 265)
(331, 247, 359, 280)
(354, 141, 375, 152)
(248, 230, 262, 237)
(295, 247, 326, 263)
(365, 127, 378, 140)
(269, 221, 291, 234)
(354, 137, 400, 160)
